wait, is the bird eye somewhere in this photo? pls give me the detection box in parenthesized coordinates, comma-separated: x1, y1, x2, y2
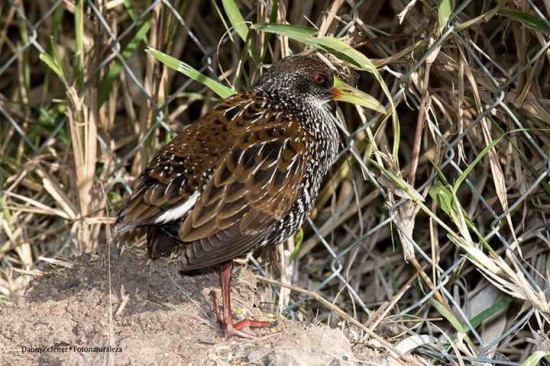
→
(313, 73, 330, 88)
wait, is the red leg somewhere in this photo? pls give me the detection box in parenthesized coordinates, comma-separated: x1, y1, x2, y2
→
(233, 319, 273, 331)
(210, 262, 278, 339)
(209, 290, 223, 328)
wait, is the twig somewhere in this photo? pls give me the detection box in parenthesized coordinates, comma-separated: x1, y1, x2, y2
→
(366, 271, 417, 331)
(255, 275, 423, 366)
(407, 62, 432, 185)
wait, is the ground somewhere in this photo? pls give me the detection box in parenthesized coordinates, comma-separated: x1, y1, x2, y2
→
(0, 246, 394, 365)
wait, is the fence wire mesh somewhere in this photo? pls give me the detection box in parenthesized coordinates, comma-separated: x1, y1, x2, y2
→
(1, 0, 549, 364)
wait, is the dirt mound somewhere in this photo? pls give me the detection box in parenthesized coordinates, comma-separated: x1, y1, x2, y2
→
(0, 248, 388, 365)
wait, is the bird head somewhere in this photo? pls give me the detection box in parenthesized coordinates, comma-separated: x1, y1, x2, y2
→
(252, 56, 384, 114)
(252, 56, 337, 106)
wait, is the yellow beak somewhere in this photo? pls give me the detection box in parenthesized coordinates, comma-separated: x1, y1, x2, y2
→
(332, 77, 386, 114)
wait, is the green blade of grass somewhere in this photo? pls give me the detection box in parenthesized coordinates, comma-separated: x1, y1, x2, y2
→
(370, 160, 425, 202)
(437, 0, 453, 32)
(431, 296, 511, 354)
(124, 0, 138, 21)
(310, 37, 378, 73)
(146, 48, 236, 99)
(467, 296, 512, 330)
(429, 180, 474, 243)
(498, 9, 550, 33)
(289, 228, 304, 261)
(42, 5, 65, 101)
(74, 0, 84, 87)
(16, 7, 30, 91)
(430, 179, 497, 255)
(221, 0, 249, 42)
(39, 53, 65, 83)
(453, 134, 504, 193)
(429, 182, 457, 219)
(259, 0, 279, 60)
(430, 299, 478, 354)
(430, 299, 465, 333)
(455, 6, 500, 31)
(213, 1, 234, 42)
(252, 24, 376, 71)
(251, 23, 317, 41)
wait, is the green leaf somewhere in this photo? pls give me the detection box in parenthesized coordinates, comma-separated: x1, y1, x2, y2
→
(39, 53, 65, 83)
(430, 298, 478, 354)
(431, 180, 497, 254)
(74, 0, 84, 86)
(124, 0, 138, 21)
(289, 228, 304, 261)
(251, 23, 317, 41)
(467, 296, 512, 330)
(221, 0, 249, 42)
(431, 299, 465, 333)
(498, 9, 550, 33)
(309, 37, 397, 157)
(431, 296, 513, 354)
(146, 48, 236, 99)
(370, 160, 425, 202)
(251, 24, 377, 73)
(310, 37, 378, 73)
(453, 134, 504, 193)
(455, 6, 500, 31)
(437, 0, 453, 32)
(429, 182, 456, 218)
(434, 276, 511, 333)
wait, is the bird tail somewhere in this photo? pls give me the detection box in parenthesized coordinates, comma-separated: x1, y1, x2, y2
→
(146, 225, 181, 259)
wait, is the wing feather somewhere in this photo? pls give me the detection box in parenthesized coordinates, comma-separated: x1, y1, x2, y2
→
(178, 123, 310, 270)
(116, 94, 254, 230)
(116, 91, 311, 270)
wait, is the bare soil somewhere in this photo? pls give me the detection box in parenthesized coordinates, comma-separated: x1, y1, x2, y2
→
(0, 247, 392, 365)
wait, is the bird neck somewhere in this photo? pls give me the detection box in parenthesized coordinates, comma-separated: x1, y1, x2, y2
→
(252, 85, 318, 110)
(254, 88, 340, 165)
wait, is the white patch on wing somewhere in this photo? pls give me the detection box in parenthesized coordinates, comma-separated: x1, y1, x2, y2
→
(154, 191, 199, 223)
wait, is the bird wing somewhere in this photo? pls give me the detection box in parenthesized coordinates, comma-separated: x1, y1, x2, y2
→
(177, 120, 310, 270)
(116, 94, 252, 231)
(116, 92, 311, 270)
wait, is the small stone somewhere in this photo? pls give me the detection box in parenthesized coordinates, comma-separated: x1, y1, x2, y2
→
(247, 347, 271, 363)
(197, 338, 216, 345)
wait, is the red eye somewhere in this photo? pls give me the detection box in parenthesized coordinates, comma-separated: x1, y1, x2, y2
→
(313, 74, 326, 85)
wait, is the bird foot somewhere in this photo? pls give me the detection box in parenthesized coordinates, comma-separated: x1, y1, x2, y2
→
(222, 322, 280, 340)
(210, 290, 280, 340)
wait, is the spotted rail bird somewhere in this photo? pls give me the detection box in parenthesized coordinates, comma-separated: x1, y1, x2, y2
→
(116, 56, 352, 338)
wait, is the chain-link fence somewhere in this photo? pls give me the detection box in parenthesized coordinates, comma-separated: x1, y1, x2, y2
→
(1, 0, 549, 364)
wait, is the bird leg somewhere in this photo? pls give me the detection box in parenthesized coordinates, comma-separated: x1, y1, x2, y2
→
(210, 261, 276, 339)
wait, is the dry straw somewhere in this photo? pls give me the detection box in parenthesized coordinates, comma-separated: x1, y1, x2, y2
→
(1, 0, 549, 363)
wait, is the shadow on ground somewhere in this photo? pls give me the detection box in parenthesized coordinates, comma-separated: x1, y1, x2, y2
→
(0, 246, 382, 365)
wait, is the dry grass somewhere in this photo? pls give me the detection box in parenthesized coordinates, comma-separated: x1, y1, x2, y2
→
(1, 0, 549, 364)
